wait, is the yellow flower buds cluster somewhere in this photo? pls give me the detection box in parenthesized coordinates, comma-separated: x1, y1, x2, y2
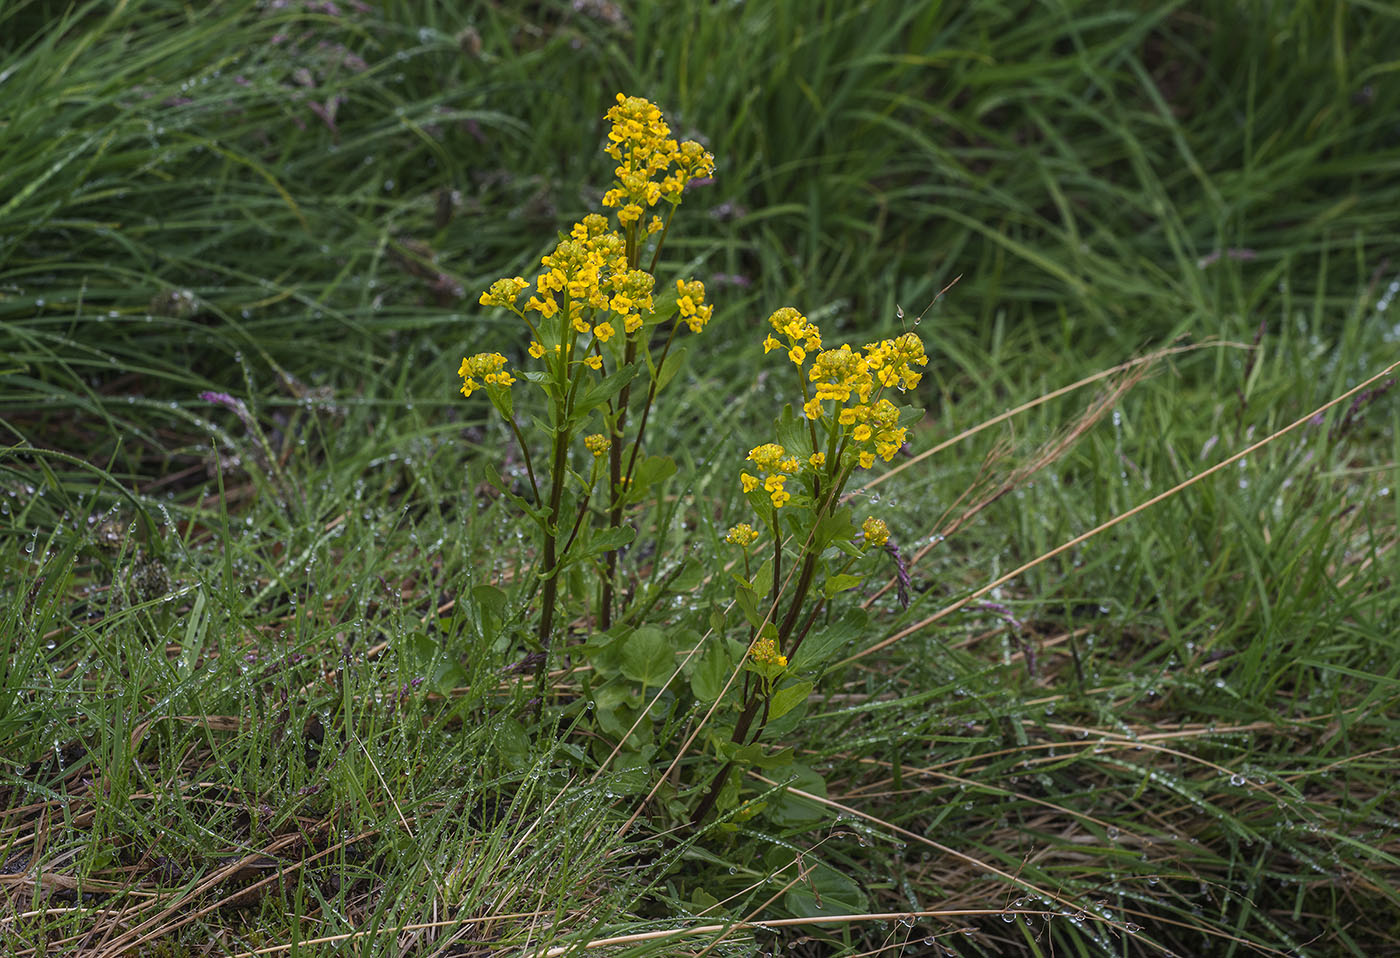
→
(750, 635, 787, 668)
(763, 306, 823, 367)
(740, 443, 804, 508)
(675, 279, 713, 333)
(601, 93, 715, 223)
(480, 277, 529, 309)
(861, 516, 890, 548)
(458, 353, 515, 398)
(585, 434, 612, 458)
(725, 522, 759, 547)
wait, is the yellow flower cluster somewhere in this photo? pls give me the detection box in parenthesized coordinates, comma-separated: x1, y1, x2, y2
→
(584, 434, 611, 458)
(675, 279, 713, 333)
(740, 443, 804, 508)
(861, 516, 889, 548)
(724, 522, 759, 547)
(601, 93, 715, 225)
(763, 307, 822, 367)
(737, 313, 924, 502)
(842, 398, 906, 468)
(480, 277, 528, 309)
(750, 635, 787, 668)
(525, 230, 654, 337)
(458, 353, 515, 398)
(864, 332, 927, 390)
(474, 96, 718, 385)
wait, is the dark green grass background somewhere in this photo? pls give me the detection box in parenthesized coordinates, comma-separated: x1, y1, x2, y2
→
(2, 2, 1399, 955)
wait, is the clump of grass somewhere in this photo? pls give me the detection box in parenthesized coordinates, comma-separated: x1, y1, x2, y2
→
(2, 1, 1399, 956)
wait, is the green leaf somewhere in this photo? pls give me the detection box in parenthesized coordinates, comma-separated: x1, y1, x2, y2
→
(647, 287, 680, 326)
(790, 607, 868, 672)
(768, 681, 813, 721)
(592, 677, 637, 711)
(432, 661, 467, 695)
(669, 559, 705, 593)
(821, 573, 863, 598)
(489, 384, 513, 420)
(406, 632, 467, 695)
(751, 558, 773, 599)
(833, 539, 864, 558)
(896, 402, 925, 427)
(575, 363, 638, 412)
(767, 764, 827, 827)
(585, 524, 636, 557)
(492, 718, 531, 771)
(690, 888, 723, 916)
(583, 625, 631, 678)
(619, 626, 674, 688)
(814, 509, 856, 550)
(731, 572, 761, 628)
(773, 402, 807, 452)
(632, 453, 677, 488)
(755, 746, 794, 768)
(784, 861, 867, 918)
(722, 742, 794, 768)
(473, 584, 506, 623)
(481, 461, 549, 522)
(689, 645, 731, 702)
(656, 344, 688, 392)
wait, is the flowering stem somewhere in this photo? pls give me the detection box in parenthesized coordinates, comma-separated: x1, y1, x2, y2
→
(690, 689, 766, 828)
(533, 306, 590, 707)
(600, 340, 636, 631)
(598, 217, 661, 627)
(500, 414, 542, 506)
(645, 205, 678, 274)
(769, 511, 783, 606)
(533, 407, 570, 708)
(621, 321, 681, 491)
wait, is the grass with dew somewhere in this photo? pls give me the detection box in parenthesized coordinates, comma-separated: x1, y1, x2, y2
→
(2, 1, 1399, 955)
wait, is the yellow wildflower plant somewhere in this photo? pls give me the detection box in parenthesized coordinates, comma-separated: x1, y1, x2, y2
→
(468, 92, 724, 693)
(721, 303, 925, 777)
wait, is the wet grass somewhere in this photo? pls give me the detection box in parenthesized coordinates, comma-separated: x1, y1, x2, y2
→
(2, 0, 1399, 954)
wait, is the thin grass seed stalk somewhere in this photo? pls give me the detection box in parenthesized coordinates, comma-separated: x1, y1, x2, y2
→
(469, 94, 927, 826)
